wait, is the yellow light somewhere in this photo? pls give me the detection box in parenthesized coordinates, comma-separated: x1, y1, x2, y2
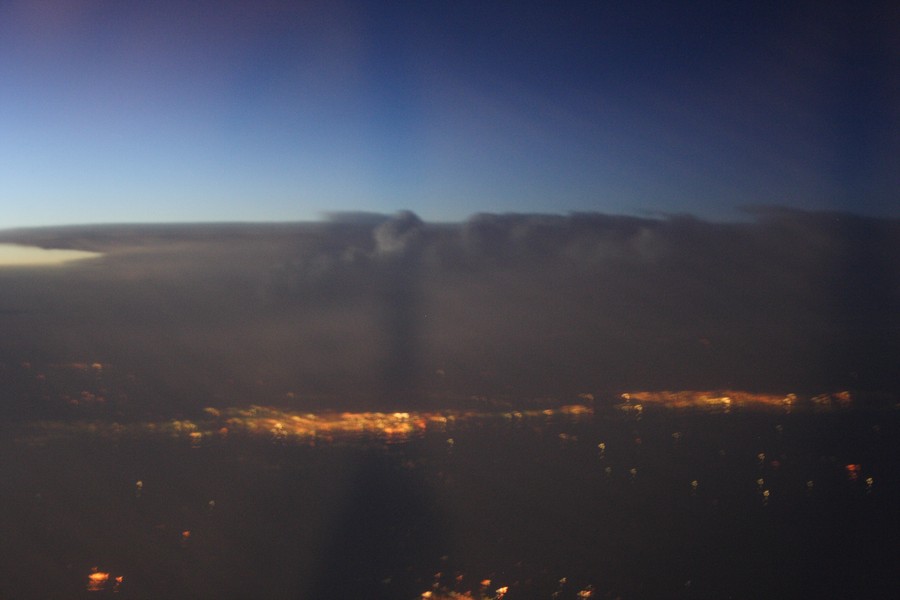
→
(86, 569, 109, 592)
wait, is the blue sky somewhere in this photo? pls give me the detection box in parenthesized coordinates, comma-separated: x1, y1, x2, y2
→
(1, 0, 896, 226)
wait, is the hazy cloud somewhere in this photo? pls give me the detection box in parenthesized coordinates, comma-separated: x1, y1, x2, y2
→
(373, 210, 425, 257)
(0, 208, 896, 417)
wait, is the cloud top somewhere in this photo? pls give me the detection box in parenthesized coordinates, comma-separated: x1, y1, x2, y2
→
(0, 209, 896, 415)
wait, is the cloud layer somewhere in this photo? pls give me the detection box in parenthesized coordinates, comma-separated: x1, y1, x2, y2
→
(0, 208, 896, 415)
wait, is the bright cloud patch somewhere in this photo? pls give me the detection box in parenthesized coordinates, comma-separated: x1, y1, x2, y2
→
(0, 244, 102, 266)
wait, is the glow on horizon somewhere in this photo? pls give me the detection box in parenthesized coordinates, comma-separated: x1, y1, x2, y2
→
(0, 244, 103, 266)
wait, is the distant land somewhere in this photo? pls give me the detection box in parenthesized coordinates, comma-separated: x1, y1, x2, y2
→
(0, 209, 897, 417)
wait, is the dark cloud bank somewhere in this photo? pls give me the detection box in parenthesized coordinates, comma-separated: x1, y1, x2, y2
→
(0, 208, 897, 417)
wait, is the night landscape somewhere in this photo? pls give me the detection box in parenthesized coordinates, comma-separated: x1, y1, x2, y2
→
(1, 1, 898, 598)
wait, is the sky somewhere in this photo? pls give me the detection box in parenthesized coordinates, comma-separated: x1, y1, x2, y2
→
(0, 0, 896, 227)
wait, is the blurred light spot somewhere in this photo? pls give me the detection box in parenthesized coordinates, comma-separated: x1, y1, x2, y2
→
(86, 569, 109, 592)
(0, 244, 102, 266)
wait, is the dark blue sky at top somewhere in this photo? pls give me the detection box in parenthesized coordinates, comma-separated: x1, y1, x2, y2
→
(0, 0, 896, 226)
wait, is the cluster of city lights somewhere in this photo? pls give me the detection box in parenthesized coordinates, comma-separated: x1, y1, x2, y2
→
(16, 386, 865, 447)
(86, 568, 122, 593)
(22, 403, 595, 445)
(420, 576, 594, 599)
(618, 390, 853, 410)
